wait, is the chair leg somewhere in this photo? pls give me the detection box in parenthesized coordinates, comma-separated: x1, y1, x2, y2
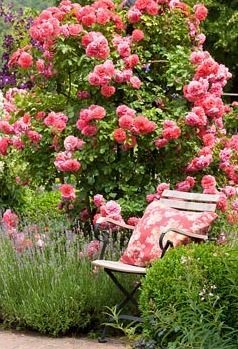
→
(105, 269, 140, 308)
(98, 269, 142, 343)
(98, 324, 108, 343)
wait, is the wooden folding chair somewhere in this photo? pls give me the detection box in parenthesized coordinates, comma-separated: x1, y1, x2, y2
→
(92, 190, 220, 342)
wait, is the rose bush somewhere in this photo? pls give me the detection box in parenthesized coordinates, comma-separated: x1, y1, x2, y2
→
(0, 0, 238, 228)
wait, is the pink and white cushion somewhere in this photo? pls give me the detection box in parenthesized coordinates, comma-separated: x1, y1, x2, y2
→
(120, 201, 217, 267)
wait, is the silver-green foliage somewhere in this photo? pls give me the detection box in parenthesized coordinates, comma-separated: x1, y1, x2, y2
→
(0, 225, 127, 336)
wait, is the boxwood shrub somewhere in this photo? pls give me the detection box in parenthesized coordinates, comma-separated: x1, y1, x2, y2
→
(139, 243, 238, 349)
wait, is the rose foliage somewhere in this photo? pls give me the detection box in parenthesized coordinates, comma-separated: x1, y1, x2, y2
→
(0, 0, 238, 228)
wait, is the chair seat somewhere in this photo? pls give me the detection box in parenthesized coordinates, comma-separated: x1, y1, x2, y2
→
(92, 260, 147, 274)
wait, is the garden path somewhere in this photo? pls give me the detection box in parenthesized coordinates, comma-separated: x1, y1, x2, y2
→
(0, 330, 127, 349)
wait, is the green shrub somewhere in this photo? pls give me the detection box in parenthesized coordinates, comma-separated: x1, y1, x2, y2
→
(139, 243, 238, 349)
(0, 230, 133, 336)
(18, 189, 63, 224)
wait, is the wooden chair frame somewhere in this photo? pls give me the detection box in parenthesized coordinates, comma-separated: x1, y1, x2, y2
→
(92, 190, 220, 343)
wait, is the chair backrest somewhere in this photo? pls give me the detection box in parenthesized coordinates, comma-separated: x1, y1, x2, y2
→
(160, 190, 220, 215)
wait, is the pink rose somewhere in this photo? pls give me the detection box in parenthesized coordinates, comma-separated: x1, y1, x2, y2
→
(68, 24, 82, 36)
(64, 136, 84, 151)
(201, 175, 217, 189)
(101, 85, 116, 98)
(194, 4, 208, 22)
(156, 183, 170, 194)
(105, 200, 121, 215)
(222, 186, 236, 198)
(18, 52, 33, 69)
(2, 209, 19, 229)
(132, 29, 144, 42)
(130, 76, 142, 89)
(232, 200, 238, 212)
(59, 184, 76, 200)
(113, 128, 126, 143)
(93, 194, 105, 208)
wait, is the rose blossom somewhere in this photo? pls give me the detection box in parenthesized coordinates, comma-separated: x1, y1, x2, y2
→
(104, 200, 121, 215)
(154, 138, 168, 148)
(59, 184, 76, 200)
(119, 115, 134, 130)
(18, 52, 33, 69)
(0, 137, 9, 155)
(201, 175, 216, 189)
(113, 128, 127, 143)
(232, 200, 238, 212)
(156, 183, 170, 194)
(217, 193, 227, 212)
(116, 105, 136, 118)
(127, 217, 140, 226)
(86, 240, 101, 259)
(2, 209, 19, 229)
(93, 194, 105, 207)
(101, 85, 116, 97)
(64, 136, 85, 151)
(130, 76, 142, 89)
(132, 29, 144, 42)
(194, 4, 208, 22)
(222, 186, 236, 198)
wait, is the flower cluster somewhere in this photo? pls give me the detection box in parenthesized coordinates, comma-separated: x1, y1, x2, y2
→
(1, 209, 45, 252)
(219, 135, 238, 185)
(92, 194, 125, 230)
(155, 120, 181, 148)
(184, 48, 232, 173)
(0, 89, 44, 156)
(1, 0, 238, 232)
(113, 104, 156, 147)
(76, 105, 106, 137)
(88, 60, 116, 97)
(54, 151, 81, 172)
(44, 111, 68, 133)
(128, 0, 163, 21)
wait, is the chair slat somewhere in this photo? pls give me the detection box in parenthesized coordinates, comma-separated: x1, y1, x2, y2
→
(159, 198, 217, 212)
(92, 260, 146, 274)
(162, 190, 220, 203)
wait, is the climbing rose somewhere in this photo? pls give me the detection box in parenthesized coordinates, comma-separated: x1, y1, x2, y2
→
(156, 183, 170, 194)
(59, 184, 76, 200)
(86, 240, 101, 259)
(127, 217, 140, 226)
(232, 200, 238, 212)
(0, 138, 9, 155)
(194, 4, 208, 22)
(132, 29, 144, 42)
(104, 200, 121, 215)
(93, 194, 105, 207)
(2, 209, 18, 229)
(101, 85, 116, 97)
(201, 175, 216, 190)
(130, 76, 142, 89)
(64, 136, 85, 151)
(27, 130, 42, 144)
(119, 115, 134, 130)
(113, 128, 127, 143)
(222, 186, 236, 197)
(18, 52, 33, 69)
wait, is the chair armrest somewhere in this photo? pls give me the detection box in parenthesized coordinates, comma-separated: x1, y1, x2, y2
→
(94, 217, 134, 259)
(159, 227, 208, 256)
(96, 216, 134, 230)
